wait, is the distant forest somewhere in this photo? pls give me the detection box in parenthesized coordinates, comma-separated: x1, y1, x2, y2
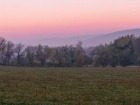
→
(0, 35, 140, 67)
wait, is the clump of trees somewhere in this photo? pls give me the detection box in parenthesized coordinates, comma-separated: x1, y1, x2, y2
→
(0, 35, 140, 67)
(0, 39, 87, 67)
(92, 35, 138, 67)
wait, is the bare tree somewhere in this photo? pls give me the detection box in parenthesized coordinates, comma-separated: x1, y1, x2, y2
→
(51, 44, 84, 67)
(75, 41, 84, 66)
(0, 37, 5, 46)
(51, 47, 66, 67)
(15, 43, 24, 65)
(24, 46, 35, 66)
(36, 45, 50, 66)
(0, 37, 6, 64)
(4, 41, 15, 65)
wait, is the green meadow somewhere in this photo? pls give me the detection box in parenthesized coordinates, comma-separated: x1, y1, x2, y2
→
(0, 67, 139, 105)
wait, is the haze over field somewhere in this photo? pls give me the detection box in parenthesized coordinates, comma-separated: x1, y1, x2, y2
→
(0, 0, 140, 45)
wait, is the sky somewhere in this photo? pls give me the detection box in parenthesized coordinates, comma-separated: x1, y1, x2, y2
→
(0, 0, 140, 42)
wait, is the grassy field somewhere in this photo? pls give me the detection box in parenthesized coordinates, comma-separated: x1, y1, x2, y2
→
(0, 67, 139, 105)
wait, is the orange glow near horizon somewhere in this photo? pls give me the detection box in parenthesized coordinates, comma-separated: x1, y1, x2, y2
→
(0, 0, 140, 40)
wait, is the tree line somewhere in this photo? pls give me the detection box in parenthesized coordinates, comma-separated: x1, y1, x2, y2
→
(0, 35, 140, 67)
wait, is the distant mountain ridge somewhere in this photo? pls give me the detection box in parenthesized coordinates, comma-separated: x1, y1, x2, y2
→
(36, 28, 140, 47)
(83, 28, 140, 47)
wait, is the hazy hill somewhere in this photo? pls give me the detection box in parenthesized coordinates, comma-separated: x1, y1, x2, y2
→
(83, 28, 140, 47)
(37, 28, 140, 47)
(37, 35, 97, 47)
(12, 28, 140, 47)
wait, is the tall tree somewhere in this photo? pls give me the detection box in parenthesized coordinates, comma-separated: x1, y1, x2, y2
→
(4, 41, 15, 65)
(15, 43, 24, 65)
(0, 37, 6, 65)
(94, 44, 110, 67)
(134, 36, 140, 65)
(110, 35, 134, 67)
(75, 41, 84, 66)
(24, 46, 36, 66)
(36, 45, 50, 66)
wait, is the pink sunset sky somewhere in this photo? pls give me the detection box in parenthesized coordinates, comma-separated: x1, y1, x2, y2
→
(0, 0, 140, 41)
